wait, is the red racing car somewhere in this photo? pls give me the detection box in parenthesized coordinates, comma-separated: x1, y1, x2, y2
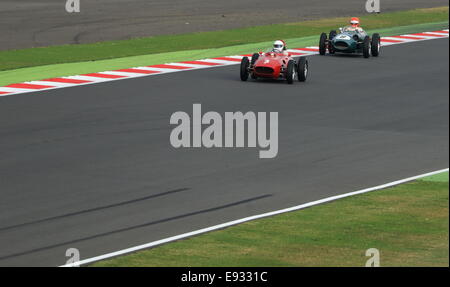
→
(240, 40, 309, 84)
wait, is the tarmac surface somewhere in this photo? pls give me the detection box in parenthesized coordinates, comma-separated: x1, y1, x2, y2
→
(0, 38, 448, 266)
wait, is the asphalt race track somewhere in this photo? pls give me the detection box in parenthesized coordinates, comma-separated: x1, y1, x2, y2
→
(0, 38, 448, 266)
(0, 0, 448, 50)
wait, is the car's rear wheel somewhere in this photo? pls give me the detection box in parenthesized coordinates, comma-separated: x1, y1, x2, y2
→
(297, 57, 308, 82)
(319, 33, 327, 55)
(371, 33, 381, 57)
(240, 56, 250, 81)
(251, 53, 259, 66)
(328, 30, 337, 54)
(285, 60, 295, 84)
(363, 36, 371, 58)
(329, 30, 337, 40)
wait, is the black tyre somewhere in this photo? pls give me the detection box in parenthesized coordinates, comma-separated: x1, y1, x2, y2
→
(329, 30, 337, 40)
(319, 33, 327, 55)
(363, 36, 371, 58)
(297, 57, 308, 82)
(285, 60, 295, 84)
(240, 56, 250, 81)
(371, 33, 380, 57)
(328, 30, 337, 54)
(251, 53, 260, 66)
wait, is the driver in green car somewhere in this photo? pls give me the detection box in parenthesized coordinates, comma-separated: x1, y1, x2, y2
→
(340, 17, 368, 40)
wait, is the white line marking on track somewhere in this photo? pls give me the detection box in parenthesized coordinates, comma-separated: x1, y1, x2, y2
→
(66, 75, 110, 82)
(198, 59, 240, 65)
(381, 37, 413, 42)
(225, 55, 246, 59)
(99, 71, 143, 77)
(134, 67, 181, 73)
(60, 168, 449, 267)
(423, 31, 448, 36)
(26, 81, 72, 87)
(400, 34, 436, 39)
(0, 87, 33, 93)
(165, 63, 208, 69)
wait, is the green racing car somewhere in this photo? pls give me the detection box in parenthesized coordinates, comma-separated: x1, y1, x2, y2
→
(319, 19, 381, 58)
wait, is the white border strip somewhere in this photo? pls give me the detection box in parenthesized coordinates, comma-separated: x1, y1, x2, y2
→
(61, 168, 449, 267)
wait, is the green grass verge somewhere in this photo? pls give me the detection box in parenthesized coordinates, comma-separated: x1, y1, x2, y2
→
(422, 171, 449, 183)
(92, 172, 449, 267)
(0, 7, 448, 87)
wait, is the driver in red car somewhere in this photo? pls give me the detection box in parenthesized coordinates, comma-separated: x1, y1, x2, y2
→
(272, 40, 288, 55)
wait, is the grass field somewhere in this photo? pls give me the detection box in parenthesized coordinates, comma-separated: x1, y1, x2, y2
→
(1, 6, 447, 72)
(92, 172, 449, 267)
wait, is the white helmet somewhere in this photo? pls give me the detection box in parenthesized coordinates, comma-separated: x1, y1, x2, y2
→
(273, 40, 285, 53)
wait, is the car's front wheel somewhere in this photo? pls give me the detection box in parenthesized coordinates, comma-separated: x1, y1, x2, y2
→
(240, 56, 250, 81)
(319, 33, 327, 55)
(297, 57, 308, 82)
(371, 33, 381, 57)
(285, 60, 296, 84)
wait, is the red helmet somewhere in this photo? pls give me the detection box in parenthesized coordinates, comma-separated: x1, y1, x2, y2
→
(350, 17, 360, 27)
